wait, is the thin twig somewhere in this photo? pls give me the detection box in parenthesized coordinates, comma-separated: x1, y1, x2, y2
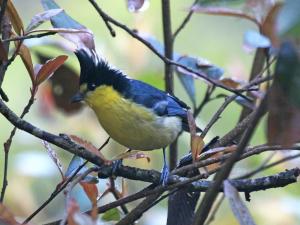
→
(0, 38, 23, 94)
(263, 154, 300, 171)
(236, 152, 277, 179)
(200, 95, 236, 138)
(193, 85, 215, 117)
(109, 178, 129, 215)
(173, 0, 198, 40)
(89, 1, 116, 37)
(1, 95, 35, 202)
(3, 31, 56, 42)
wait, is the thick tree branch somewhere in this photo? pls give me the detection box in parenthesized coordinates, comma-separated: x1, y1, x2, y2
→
(0, 99, 105, 166)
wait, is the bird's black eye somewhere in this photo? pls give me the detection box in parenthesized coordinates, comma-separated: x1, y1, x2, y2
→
(89, 83, 96, 90)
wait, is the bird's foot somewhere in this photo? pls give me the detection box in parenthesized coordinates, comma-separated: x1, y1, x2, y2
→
(160, 163, 169, 186)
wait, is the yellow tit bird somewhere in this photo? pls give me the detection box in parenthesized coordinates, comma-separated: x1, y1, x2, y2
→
(71, 48, 200, 184)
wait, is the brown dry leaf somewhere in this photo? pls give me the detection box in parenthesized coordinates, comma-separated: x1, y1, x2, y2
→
(202, 145, 237, 172)
(17, 43, 34, 85)
(191, 136, 205, 161)
(0, 0, 24, 35)
(80, 182, 98, 220)
(35, 55, 68, 85)
(0, 203, 21, 225)
(67, 199, 80, 225)
(205, 153, 222, 172)
(187, 110, 204, 161)
(121, 178, 128, 198)
(245, 0, 275, 23)
(69, 135, 108, 163)
(261, 3, 283, 48)
(191, 5, 259, 26)
(220, 78, 243, 89)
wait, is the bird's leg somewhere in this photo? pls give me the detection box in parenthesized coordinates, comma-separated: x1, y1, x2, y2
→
(160, 148, 169, 185)
(111, 149, 132, 176)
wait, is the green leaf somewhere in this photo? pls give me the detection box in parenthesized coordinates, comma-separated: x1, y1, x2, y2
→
(102, 208, 121, 222)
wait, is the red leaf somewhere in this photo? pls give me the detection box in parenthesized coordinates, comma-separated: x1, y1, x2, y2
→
(36, 52, 83, 115)
(35, 55, 68, 85)
(80, 182, 98, 220)
(69, 135, 109, 164)
(80, 182, 98, 204)
(18, 43, 35, 85)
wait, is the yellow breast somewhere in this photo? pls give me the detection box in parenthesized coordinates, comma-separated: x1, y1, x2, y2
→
(84, 85, 182, 150)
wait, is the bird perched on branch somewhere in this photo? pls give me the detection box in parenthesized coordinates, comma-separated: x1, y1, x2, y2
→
(71, 48, 200, 184)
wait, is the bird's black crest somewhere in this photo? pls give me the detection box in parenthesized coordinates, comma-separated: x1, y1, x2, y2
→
(75, 48, 129, 93)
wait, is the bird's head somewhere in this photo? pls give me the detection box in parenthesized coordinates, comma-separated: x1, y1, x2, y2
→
(71, 48, 113, 103)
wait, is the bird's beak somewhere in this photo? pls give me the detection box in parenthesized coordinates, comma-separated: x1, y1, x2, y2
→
(70, 92, 84, 103)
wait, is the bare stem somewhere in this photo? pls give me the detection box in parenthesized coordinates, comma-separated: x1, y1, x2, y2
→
(1, 95, 35, 202)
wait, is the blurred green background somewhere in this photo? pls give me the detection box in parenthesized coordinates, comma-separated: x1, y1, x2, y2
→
(0, 1, 299, 224)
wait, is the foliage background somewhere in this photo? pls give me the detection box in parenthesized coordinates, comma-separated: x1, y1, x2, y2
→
(0, 0, 299, 224)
